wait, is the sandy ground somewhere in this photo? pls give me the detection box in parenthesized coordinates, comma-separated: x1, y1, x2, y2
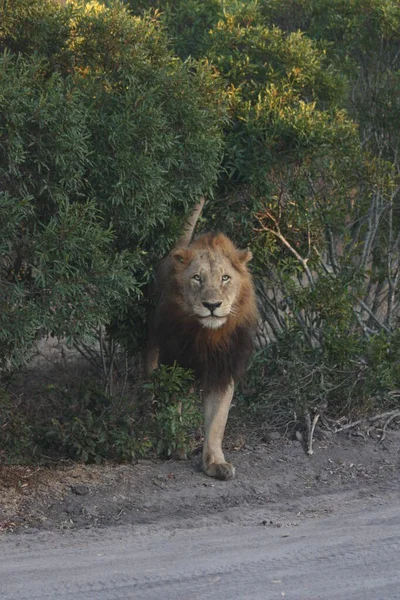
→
(1, 429, 399, 534)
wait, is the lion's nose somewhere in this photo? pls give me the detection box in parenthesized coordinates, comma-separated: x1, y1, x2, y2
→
(202, 301, 222, 313)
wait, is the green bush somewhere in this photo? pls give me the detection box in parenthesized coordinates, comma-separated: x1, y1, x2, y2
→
(0, 389, 34, 464)
(41, 384, 143, 463)
(143, 364, 201, 458)
(125, 0, 224, 59)
(0, 0, 226, 371)
(238, 325, 400, 432)
(179, 0, 400, 422)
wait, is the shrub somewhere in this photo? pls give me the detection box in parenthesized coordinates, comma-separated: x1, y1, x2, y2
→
(125, 0, 223, 59)
(41, 383, 143, 463)
(0, 0, 226, 371)
(162, 0, 400, 422)
(0, 389, 34, 464)
(143, 364, 201, 458)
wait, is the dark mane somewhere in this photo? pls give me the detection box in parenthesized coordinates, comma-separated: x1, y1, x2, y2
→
(155, 312, 255, 390)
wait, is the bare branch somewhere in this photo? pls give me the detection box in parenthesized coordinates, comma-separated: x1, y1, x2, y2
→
(379, 410, 400, 443)
(355, 297, 392, 334)
(334, 409, 400, 433)
(305, 410, 320, 456)
(255, 212, 315, 288)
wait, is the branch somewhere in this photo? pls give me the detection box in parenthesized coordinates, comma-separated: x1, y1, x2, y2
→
(334, 409, 400, 433)
(255, 212, 315, 288)
(360, 191, 385, 271)
(379, 410, 400, 443)
(305, 410, 320, 456)
(355, 297, 392, 334)
(74, 342, 102, 371)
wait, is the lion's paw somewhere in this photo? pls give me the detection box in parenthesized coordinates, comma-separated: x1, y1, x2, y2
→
(204, 461, 236, 481)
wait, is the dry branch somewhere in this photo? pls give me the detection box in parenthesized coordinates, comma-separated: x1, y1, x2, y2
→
(334, 409, 400, 434)
(379, 410, 400, 443)
(305, 410, 320, 456)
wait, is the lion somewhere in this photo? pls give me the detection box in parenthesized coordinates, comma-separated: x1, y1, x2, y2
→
(145, 198, 258, 480)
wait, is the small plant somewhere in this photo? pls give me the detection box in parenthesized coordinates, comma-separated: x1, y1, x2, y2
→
(42, 384, 144, 463)
(0, 390, 34, 464)
(143, 364, 201, 459)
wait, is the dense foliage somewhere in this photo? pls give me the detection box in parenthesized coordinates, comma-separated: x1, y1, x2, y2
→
(1, 0, 399, 462)
(129, 0, 400, 425)
(0, 0, 225, 370)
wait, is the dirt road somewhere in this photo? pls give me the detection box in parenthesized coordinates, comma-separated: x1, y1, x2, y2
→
(1, 431, 399, 598)
(1, 501, 400, 599)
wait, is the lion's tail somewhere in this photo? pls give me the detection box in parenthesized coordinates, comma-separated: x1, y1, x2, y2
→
(174, 196, 205, 248)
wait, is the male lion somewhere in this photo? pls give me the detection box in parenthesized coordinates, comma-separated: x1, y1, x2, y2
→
(146, 199, 258, 480)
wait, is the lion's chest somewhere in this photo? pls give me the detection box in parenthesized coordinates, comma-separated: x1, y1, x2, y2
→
(156, 319, 253, 390)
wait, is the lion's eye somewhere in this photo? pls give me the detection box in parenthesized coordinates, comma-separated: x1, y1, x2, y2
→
(222, 274, 231, 282)
(193, 274, 201, 282)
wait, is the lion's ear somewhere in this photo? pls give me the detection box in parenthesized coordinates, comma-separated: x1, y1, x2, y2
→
(171, 248, 193, 264)
(237, 248, 253, 264)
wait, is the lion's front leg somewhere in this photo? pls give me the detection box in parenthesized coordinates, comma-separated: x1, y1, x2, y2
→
(202, 381, 235, 481)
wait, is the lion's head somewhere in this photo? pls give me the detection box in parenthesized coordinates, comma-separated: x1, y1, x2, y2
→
(170, 232, 257, 331)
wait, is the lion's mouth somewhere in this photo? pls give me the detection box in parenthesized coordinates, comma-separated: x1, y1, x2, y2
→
(197, 315, 228, 329)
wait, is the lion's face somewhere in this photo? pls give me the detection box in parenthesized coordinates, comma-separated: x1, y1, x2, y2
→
(171, 233, 253, 330)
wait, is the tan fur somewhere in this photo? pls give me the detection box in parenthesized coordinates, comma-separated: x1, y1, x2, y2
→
(146, 207, 258, 480)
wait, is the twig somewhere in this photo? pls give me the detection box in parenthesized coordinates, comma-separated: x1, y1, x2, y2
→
(320, 415, 335, 432)
(325, 226, 339, 273)
(255, 212, 315, 288)
(99, 327, 108, 385)
(105, 337, 116, 396)
(334, 409, 400, 433)
(73, 342, 102, 371)
(305, 411, 320, 456)
(255, 281, 286, 337)
(379, 410, 400, 443)
(120, 352, 129, 400)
